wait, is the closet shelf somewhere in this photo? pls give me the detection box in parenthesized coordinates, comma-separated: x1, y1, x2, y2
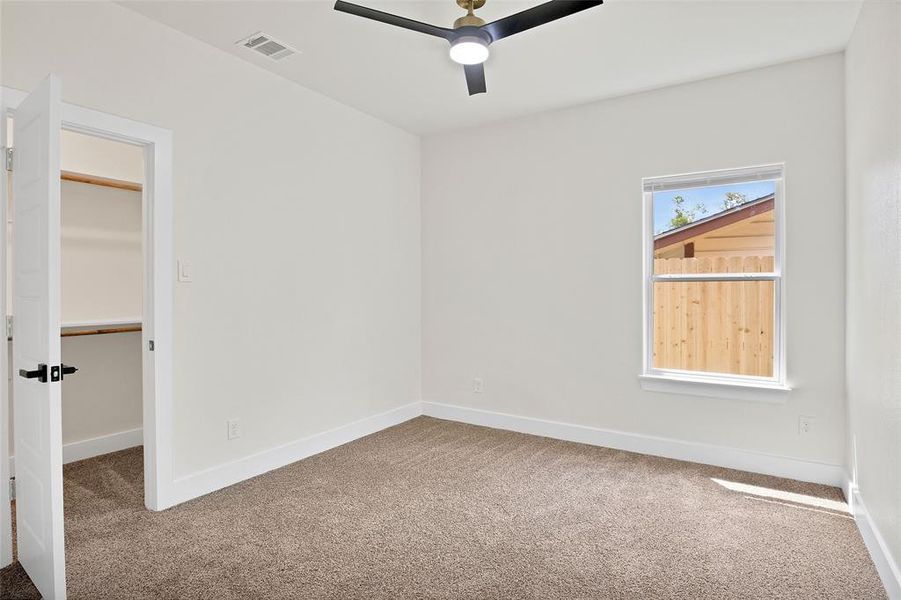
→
(61, 325, 141, 338)
(61, 318, 142, 329)
(60, 318, 142, 338)
(6, 318, 142, 341)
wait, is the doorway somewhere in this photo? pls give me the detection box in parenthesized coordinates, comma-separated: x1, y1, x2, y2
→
(0, 79, 174, 598)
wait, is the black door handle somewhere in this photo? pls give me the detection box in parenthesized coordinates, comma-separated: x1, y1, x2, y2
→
(17, 363, 78, 383)
(19, 364, 49, 383)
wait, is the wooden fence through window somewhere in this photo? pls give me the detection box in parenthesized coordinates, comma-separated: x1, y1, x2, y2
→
(653, 256, 775, 377)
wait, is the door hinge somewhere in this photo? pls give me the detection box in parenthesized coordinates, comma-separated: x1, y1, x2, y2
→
(9, 478, 15, 501)
(5, 316, 11, 340)
(4, 147, 12, 172)
(149, 340, 155, 351)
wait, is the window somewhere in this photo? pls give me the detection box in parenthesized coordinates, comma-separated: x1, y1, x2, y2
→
(641, 165, 787, 396)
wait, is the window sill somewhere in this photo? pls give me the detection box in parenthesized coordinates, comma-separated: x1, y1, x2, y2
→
(638, 374, 791, 403)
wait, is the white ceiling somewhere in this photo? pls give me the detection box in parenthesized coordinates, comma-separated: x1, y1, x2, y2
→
(121, 0, 862, 135)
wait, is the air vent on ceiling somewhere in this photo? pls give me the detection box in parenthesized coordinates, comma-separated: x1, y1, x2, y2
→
(236, 32, 298, 61)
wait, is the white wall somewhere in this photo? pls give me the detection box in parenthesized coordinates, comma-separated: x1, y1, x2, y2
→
(61, 130, 144, 183)
(845, 0, 901, 582)
(59, 332, 142, 446)
(422, 54, 847, 468)
(1, 0, 421, 479)
(60, 180, 142, 324)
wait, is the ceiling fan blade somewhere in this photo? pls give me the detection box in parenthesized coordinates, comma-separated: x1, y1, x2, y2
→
(482, 0, 603, 42)
(464, 64, 487, 96)
(334, 1, 455, 40)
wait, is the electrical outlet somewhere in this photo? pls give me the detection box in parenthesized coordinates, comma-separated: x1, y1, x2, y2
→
(473, 377, 484, 394)
(799, 416, 815, 436)
(227, 418, 241, 440)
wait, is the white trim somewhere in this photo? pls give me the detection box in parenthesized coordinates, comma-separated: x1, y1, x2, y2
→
(850, 486, 901, 599)
(841, 469, 855, 507)
(639, 374, 791, 402)
(421, 401, 845, 487)
(643, 164, 785, 192)
(62, 428, 143, 465)
(651, 273, 779, 282)
(1, 85, 174, 513)
(168, 402, 423, 508)
(9, 428, 144, 476)
(640, 164, 788, 393)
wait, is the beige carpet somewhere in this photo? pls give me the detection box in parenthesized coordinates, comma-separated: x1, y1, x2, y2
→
(0, 416, 886, 599)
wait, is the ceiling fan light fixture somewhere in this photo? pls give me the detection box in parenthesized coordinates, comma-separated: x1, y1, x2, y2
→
(334, 0, 605, 94)
(449, 36, 490, 65)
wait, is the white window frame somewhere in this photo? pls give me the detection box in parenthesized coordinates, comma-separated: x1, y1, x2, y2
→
(639, 164, 790, 402)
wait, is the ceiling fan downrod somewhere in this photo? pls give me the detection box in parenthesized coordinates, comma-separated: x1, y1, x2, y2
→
(454, 0, 487, 29)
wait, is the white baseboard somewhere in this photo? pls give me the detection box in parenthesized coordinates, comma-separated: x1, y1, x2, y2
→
(6, 403, 845, 502)
(841, 470, 855, 504)
(421, 401, 846, 487)
(63, 428, 143, 464)
(9, 401, 893, 598)
(851, 486, 901, 599)
(9, 427, 143, 476)
(167, 402, 423, 508)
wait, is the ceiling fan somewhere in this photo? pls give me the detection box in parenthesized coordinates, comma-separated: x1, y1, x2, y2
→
(334, 0, 604, 96)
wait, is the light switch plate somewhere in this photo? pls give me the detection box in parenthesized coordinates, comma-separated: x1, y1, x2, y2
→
(177, 259, 193, 283)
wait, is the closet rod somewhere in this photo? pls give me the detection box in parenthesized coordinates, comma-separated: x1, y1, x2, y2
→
(61, 326, 142, 338)
(61, 170, 143, 192)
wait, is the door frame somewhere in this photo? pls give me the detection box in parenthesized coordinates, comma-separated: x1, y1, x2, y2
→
(0, 86, 174, 559)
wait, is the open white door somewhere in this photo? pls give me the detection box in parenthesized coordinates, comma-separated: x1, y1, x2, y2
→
(12, 75, 66, 599)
